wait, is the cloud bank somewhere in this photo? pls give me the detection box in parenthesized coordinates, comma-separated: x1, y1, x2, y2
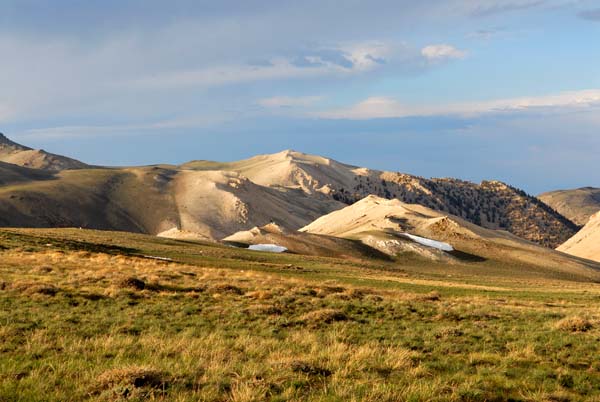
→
(318, 89, 600, 120)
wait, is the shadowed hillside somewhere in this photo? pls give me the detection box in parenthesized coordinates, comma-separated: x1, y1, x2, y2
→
(0, 161, 53, 185)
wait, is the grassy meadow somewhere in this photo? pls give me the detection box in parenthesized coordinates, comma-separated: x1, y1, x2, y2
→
(1, 228, 600, 401)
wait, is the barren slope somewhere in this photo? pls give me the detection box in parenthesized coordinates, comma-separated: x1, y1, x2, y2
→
(223, 222, 390, 260)
(558, 211, 600, 263)
(539, 187, 600, 226)
(165, 170, 342, 240)
(301, 195, 600, 279)
(0, 166, 342, 241)
(183, 150, 576, 247)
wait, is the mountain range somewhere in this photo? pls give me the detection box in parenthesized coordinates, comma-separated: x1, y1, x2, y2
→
(0, 132, 598, 265)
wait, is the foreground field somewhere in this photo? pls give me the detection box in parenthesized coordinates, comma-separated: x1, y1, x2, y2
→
(2, 228, 600, 401)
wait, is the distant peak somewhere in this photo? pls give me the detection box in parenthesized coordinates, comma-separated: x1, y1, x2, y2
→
(0, 133, 30, 150)
(277, 149, 300, 157)
(268, 149, 338, 167)
(360, 194, 402, 205)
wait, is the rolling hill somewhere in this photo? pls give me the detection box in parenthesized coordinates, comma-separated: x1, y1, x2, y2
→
(0, 161, 53, 185)
(0, 164, 342, 240)
(223, 222, 390, 260)
(183, 150, 578, 247)
(558, 211, 600, 263)
(0, 134, 581, 248)
(539, 187, 600, 226)
(301, 195, 600, 280)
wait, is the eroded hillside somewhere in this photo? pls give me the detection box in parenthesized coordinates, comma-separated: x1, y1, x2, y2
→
(184, 150, 577, 247)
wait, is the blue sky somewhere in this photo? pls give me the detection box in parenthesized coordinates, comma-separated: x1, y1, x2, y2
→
(1, 0, 599, 194)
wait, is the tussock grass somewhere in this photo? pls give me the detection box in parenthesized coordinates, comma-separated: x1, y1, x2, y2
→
(555, 316, 594, 332)
(92, 366, 170, 399)
(11, 281, 60, 296)
(117, 276, 146, 290)
(299, 308, 349, 325)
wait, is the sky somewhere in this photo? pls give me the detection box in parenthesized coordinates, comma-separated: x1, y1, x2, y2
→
(1, 0, 599, 194)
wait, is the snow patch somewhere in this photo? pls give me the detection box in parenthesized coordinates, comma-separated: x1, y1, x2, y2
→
(248, 244, 288, 253)
(143, 255, 173, 261)
(402, 233, 453, 252)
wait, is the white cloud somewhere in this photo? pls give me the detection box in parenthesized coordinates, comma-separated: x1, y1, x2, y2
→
(0, 0, 575, 127)
(339, 41, 391, 71)
(421, 44, 467, 61)
(318, 89, 600, 119)
(0, 31, 395, 125)
(129, 43, 392, 91)
(319, 97, 415, 119)
(258, 96, 323, 108)
(127, 60, 342, 90)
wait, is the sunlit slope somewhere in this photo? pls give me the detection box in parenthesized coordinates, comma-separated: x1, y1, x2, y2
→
(558, 211, 600, 263)
(183, 150, 577, 247)
(0, 166, 342, 240)
(301, 195, 600, 281)
(223, 222, 391, 260)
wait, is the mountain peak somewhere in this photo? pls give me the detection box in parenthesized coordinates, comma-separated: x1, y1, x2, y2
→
(0, 132, 87, 171)
(0, 133, 31, 151)
(0, 132, 12, 144)
(272, 149, 305, 160)
(268, 149, 338, 167)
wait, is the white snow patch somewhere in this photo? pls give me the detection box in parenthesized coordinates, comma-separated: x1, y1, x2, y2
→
(248, 244, 288, 253)
(143, 255, 173, 261)
(402, 234, 453, 252)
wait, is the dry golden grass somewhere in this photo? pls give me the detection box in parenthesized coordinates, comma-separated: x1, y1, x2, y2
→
(2, 228, 600, 401)
(299, 308, 349, 325)
(93, 366, 170, 399)
(555, 316, 594, 332)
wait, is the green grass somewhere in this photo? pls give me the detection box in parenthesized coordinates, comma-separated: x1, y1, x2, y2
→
(2, 228, 600, 401)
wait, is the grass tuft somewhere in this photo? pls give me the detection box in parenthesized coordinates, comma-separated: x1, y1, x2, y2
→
(92, 366, 169, 399)
(555, 316, 593, 332)
(417, 290, 441, 301)
(290, 361, 332, 377)
(12, 281, 59, 296)
(300, 308, 348, 325)
(117, 277, 146, 291)
(210, 283, 244, 295)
